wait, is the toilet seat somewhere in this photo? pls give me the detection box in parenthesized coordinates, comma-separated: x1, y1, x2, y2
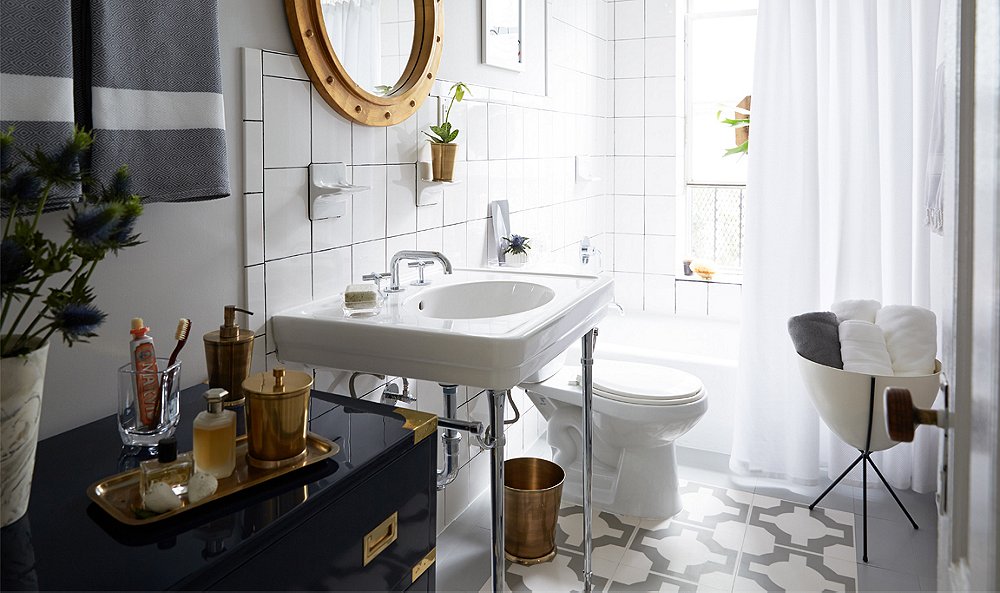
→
(562, 360, 705, 406)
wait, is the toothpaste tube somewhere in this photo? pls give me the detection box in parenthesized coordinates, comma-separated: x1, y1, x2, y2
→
(130, 318, 161, 428)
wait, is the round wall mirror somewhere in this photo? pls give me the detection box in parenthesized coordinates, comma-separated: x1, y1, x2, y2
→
(285, 0, 442, 127)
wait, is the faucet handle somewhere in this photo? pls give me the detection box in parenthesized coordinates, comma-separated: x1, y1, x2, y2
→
(362, 272, 390, 292)
(407, 260, 435, 286)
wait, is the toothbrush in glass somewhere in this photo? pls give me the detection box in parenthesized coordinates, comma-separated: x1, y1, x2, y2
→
(163, 319, 191, 400)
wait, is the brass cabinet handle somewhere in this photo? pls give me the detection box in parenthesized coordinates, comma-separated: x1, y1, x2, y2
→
(363, 512, 398, 566)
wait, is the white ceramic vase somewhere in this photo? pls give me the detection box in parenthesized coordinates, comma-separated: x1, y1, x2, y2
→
(505, 251, 530, 267)
(1, 338, 49, 527)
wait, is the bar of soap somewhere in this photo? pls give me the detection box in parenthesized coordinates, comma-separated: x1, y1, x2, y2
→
(344, 283, 378, 306)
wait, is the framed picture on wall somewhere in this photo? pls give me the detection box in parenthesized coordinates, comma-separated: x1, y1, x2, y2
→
(482, 0, 524, 71)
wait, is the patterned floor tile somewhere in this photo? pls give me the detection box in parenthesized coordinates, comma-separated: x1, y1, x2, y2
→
(501, 551, 614, 593)
(737, 545, 858, 592)
(625, 522, 740, 591)
(749, 494, 856, 561)
(641, 481, 754, 531)
(606, 563, 704, 593)
(556, 504, 639, 564)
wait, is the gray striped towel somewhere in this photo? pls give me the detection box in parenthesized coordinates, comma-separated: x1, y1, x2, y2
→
(0, 0, 78, 210)
(1, 0, 229, 209)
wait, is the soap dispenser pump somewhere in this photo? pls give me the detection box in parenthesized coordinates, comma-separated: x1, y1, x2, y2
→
(203, 305, 254, 407)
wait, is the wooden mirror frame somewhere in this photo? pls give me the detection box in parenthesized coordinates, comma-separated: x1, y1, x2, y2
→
(284, 0, 443, 127)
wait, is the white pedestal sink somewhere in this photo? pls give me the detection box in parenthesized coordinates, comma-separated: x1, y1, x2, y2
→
(272, 266, 613, 593)
(272, 268, 613, 390)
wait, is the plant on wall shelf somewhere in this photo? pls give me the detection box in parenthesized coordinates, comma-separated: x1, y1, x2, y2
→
(503, 234, 531, 255)
(424, 82, 471, 144)
(717, 95, 751, 156)
(424, 82, 470, 181)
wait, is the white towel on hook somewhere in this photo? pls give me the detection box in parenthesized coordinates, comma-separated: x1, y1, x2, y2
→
(875, 305, 937, 376)
(839, 320, 894, 376)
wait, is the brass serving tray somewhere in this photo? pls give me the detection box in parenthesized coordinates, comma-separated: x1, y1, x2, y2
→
(87, 433, 339, 526)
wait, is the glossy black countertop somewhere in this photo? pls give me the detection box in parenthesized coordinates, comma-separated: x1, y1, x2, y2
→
(0, 385, 422, 591)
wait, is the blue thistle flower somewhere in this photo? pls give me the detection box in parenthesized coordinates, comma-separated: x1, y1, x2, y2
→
(68, 205, 116, 245)
(110, 166, 131, 198)
(0, 238, 32, 287)
(6, 171, 42, 205)
(504, 234, 531, 255)
(0, 129, 13, 171)
(51, 303, 106, 339)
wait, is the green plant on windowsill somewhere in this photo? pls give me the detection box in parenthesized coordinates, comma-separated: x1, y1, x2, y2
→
(717, 95, 751, 156)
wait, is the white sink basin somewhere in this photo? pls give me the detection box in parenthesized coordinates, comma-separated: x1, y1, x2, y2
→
(272, 268, 613, 390)
(413, 280, 556, 319)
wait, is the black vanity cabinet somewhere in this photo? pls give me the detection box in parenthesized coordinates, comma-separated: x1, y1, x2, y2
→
(0, 387, 438, 592)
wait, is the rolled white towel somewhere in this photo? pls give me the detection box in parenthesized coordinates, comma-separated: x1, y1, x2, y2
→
(839, 320, 894, 376)
(831, 299, 882, 323)
(875, 305, 937, 376)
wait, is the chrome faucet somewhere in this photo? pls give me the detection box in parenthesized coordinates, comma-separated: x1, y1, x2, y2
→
(385, 250, 453, 292)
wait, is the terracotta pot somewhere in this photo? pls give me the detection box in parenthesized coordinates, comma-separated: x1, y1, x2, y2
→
(430, 142, 457, 181)
(1, 338, 49, 527)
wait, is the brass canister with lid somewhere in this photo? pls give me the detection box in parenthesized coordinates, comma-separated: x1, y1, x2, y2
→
(241, 368, 313, 469)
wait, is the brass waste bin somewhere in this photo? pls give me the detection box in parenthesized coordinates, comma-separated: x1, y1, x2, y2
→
(504, 457, 565, 565)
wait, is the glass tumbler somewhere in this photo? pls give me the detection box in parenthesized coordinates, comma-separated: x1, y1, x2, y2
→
(117, 359, 182, 447)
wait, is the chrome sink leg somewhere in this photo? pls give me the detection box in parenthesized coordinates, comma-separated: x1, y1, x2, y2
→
(487, 388, 507, 593)
(581, 328, 597, 592)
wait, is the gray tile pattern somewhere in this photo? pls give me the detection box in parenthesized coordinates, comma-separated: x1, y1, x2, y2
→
(437, 448, 938, 592)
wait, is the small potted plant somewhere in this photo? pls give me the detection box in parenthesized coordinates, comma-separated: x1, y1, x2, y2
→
(502, 234, 531, 267)
(424, 82, 470, 181)
(0, 127, 143, 526)
(717, 94, 751, 156)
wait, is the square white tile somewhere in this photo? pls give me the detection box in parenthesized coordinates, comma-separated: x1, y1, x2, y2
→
(614, 0, 644, 40)
(614, 39, 644, 78)
(245, 263, 266, 335)
(442, 223, 468, 268)
(351, 165, 388, 243)
(644, 37, 676, 77)
(264, 254, 312, 351)
(614, 78, 644, 117)
(487, 103, 508, 160)
(312, 197, 352, 251)
(466, 161, 490, 221)
(614, 117, 645, 156)
(613, 271, 645, 310)
(386, 164, 417, 236)
(644, 76, 676, 117)
(614, 156, 644, 195)
(614, 195, 644, 234)
(352, 124, 387, 165)
(488, 160, 507, 205)
(644, 156, 676, 195)
(675, 280, 709, 316)
(312, 246, 352, 301)
(644, 274, 676, 314)
(351, 239, 386, 282)
(465, 102, 489, 161)
(387, 111, 418, 164)
(644, 195, 677, 235)
(262, 51, 308, 80)
(645, 0, 677, 38)
(644, 235, 676, 274)
(644, 116, 676, 156)
(263, 77, 311, 168)
(442, 162, 468, 225)
(263, 168, 311, 260)
(311, 88, 352, 164)
(614, 234, 644, 273)
(709, 283, 742, 319)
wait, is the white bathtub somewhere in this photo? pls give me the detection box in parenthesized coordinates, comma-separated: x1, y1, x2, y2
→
(558, 312, 740, 455)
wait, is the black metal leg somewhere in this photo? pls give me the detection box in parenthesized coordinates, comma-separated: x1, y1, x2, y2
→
(862, 453, 868, 563)
(868, 456, 920, 529)
(809, 453, 864, 510)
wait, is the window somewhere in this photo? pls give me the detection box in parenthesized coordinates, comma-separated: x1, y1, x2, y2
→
(684, 0, 756, 272)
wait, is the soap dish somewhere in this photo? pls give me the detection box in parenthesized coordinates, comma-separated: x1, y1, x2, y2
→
(87, 433, 339, 526)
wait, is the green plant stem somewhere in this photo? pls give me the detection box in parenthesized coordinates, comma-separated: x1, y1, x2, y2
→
(30, 182, 53, 230)
(13, 257, 96, 351)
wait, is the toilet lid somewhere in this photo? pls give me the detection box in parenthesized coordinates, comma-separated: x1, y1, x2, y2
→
(584, 360, 705, 405)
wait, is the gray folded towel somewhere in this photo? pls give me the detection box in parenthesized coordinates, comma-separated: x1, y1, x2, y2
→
(788, 312, 844, 369)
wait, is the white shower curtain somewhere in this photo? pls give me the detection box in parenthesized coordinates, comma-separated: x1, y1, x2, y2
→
(731, 0, 944, 492)
(321, 0, 381, 92)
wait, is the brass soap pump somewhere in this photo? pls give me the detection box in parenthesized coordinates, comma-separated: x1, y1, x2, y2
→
(203, 305, 254, 407)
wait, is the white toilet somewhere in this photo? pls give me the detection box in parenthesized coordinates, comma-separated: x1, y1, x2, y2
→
(524, 358, 708, 519)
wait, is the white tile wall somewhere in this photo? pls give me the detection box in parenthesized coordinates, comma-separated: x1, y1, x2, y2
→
(243, 0, 613, 529)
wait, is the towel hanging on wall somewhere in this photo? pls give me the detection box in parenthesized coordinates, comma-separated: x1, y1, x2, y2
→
(0, 0, 230, 211)
(0, 0, 78, 210)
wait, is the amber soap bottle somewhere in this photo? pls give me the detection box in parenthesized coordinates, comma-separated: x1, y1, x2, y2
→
(193, 388, 237, 479)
